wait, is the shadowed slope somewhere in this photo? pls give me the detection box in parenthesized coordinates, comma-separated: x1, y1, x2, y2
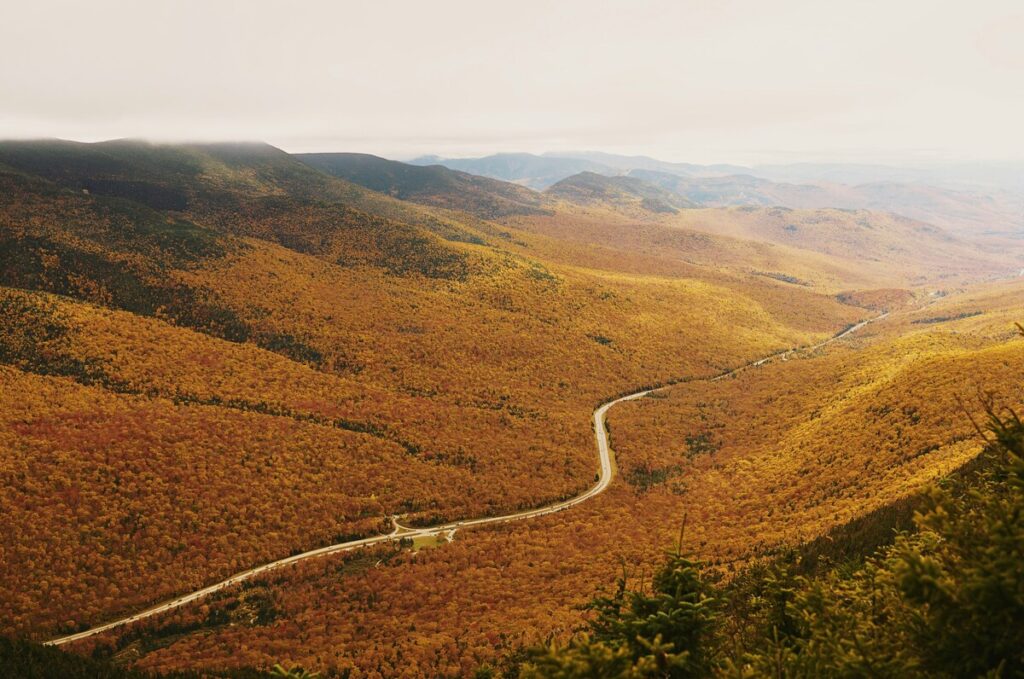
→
(296, 152, 551, 219)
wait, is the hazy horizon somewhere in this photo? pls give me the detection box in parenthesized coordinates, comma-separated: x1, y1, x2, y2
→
(2, 0, 1022, 166)
(6, 136, 1024, 173)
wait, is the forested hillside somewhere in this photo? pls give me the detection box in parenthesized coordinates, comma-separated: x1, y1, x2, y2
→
(524, 402, 1024, 677)
(296, 153, 551, 220)
(0, 141, 867, 640)
(546, 172, 694, 215)
(98, 281, 1024, 677)
(2, 142, 1021, 678)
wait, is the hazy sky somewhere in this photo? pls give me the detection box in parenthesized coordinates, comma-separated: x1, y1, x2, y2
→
(1, 0, 1022, 164)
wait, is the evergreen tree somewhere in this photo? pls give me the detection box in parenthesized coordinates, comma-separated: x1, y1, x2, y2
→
(523, 530, 718, 678)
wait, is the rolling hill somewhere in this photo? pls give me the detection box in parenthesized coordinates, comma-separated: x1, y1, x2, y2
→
(295, 152, 551, 219)
(545, 150, 747, 177)
(408, 152, 618, 189)
(0, 139, 493, 262)
(545, 171, 695, 214)
(404, 149, 1024, 240)
(507, 193, 1020, 290)
(630, 168, 1024, 237)
(659, 206, 1017, 283)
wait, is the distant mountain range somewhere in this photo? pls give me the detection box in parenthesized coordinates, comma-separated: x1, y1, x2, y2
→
(409, 152, 614, 191)
(406, 151, 1023, 236)
(411, 150, 1024, 194)
(751, 161, 1024, 193)
(408, 151, 743, 189)
(627, 170, 1024, 237)
(540, 151, 748, 179)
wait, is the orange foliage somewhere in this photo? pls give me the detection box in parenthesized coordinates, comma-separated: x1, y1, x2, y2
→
(63, 283, 1024, 677)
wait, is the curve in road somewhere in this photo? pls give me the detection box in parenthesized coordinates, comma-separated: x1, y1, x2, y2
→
(46, 312, 885, 646)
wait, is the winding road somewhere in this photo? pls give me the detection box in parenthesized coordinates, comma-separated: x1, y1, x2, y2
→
(46, 312, 885, 646)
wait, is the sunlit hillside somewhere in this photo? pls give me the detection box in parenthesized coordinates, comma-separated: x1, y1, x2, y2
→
(2, 141, 1022, 678)
(88, 280, 1024, 677)
(0, 141, 872, 640)
(506, 198, 1020, 291)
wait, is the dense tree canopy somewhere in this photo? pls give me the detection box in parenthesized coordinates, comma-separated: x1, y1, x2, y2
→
(524, 403, 1024, 678)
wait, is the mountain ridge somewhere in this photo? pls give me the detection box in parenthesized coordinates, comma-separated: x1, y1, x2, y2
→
(296, 151, 551, 219)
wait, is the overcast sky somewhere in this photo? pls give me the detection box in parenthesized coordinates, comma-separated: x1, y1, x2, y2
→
(1, 0, 1022, 164)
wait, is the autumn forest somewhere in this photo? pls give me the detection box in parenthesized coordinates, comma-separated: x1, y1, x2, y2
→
(0, 132, 1021, 679)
